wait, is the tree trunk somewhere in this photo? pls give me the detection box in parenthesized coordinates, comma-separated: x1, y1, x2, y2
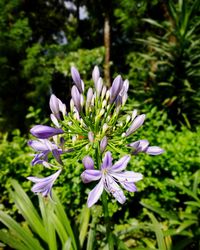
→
(104, 14, 111, 86)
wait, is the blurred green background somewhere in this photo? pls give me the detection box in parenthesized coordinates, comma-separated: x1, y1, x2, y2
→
(0, 0, 199, 249)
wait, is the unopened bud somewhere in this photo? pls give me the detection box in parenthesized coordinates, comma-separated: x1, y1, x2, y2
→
(102, 123, 108, 133)
(100, 136, 108, 152)
(88, 131, 94, 142)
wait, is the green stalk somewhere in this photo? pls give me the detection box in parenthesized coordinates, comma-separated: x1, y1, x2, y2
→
(95, 145, 114, 250)
(102, 192, 114, 250)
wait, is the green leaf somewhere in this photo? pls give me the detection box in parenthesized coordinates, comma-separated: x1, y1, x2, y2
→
(184, 201, 200, 208)
(79, 205, 90, 248)
(168, 180, 200, 202)
(10, 180, 47, 242)
(147, 212, 167, 250)
(53, 193, 77, 250)
(140, 201, 178, 220)
(39, 197, 57, 250)
(0, 211, 43, 250)
(0, 230, 30, 250)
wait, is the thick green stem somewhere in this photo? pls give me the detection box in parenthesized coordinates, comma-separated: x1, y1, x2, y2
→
(102, 191, 114, 250)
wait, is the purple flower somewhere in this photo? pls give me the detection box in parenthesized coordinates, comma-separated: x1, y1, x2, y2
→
(81, 152, 143, 207)
(71, 66, 84, 93)
(125, 114, 146, 137)
(30, 125, 64, 139)
(27, 169, 61, 197)
(28, 139, 63, 165)
(128, 140, 164, 155)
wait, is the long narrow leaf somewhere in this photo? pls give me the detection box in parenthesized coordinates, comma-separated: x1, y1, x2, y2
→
(53, 193, 77, 250)
(79, 205, 90, 248)
(147, 212, 167, 250)
(0, 211, 43, 250)
(0, 230, 30, 250)
(10, 180, 47, 241)
(39, 197, 57, 250)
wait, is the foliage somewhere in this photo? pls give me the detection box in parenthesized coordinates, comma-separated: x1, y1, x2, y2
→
(0, 180, 79, 250)
(130, 0, 200, 127)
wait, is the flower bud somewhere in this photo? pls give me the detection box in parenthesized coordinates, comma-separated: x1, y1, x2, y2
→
(95, 77, 103, 96)
(125, 114, 146, 137)
(110, 75, 123, 104)
(101, 86, 107, 100)
(100, 136, 108, 152)
(71, 85, 81, 112)
(50, 114, 60, 128)
(88, 131, 94, 143)
(92, 65, 100, 85)
(102, 123, 108, 133)
(30, 125, 64, 139)
(71, 66, 83, 93)
(131, 109, 137, 121)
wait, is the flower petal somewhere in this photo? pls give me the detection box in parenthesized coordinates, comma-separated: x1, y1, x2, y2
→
(120, 182, 137, 192)
(28, 140, 48, 151)
(146, 146, 164, 155)
(111, 155, 130, 172)
(82, 156, 94, 169)
(27, 169, 61, 197)
(81, 170, 102, 183)
(101, 151, 112, 170)
(105, 175, 126, 204)
(87, 178, 104, 207)
(111, 171, 143, 183)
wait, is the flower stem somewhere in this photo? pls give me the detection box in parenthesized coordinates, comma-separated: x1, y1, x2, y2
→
(102, 191, 114, 250)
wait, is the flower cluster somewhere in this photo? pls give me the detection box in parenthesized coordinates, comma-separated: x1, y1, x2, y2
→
(27, 66, 164, 205)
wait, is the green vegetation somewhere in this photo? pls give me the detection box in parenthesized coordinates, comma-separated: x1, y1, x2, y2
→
(0, 0, 199, 249)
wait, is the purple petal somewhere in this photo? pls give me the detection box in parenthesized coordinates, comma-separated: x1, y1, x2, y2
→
(111, 171, 143, 183)
(86, 88, 93, 105)
(28, 140, 48, 151)
(49, 94, 60, 119)
(71, 66, 83, 93)
(120, 182, 137, 192)
(105, 175, 126, 204)
(30, 125, 63, 139)
(92, 65, 100, 84)
(128, 140, 149, 154)
(95, 77, 103, 96)
(146, 146, 164, 155)
(101, 151, 112, 170)
(81, 170, 102, 183)
(110, 75, 123, 104)
(71, 85, 81, 112)
(82, 156, 94, 169)
(88, 131, 94, 143)
(111, 155, 130, 172)
(27, 169, 61, 197)
(100, 136, 108, 153)
(52, 149, 63, 164)
(125, 114, 146, 136)
(87, 178, 104, 207)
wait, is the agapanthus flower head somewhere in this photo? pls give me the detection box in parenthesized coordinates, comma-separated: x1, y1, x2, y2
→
(81, 152, 143, 207)
(28, 65, 164, 203)
(27, 169, 61, 198)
